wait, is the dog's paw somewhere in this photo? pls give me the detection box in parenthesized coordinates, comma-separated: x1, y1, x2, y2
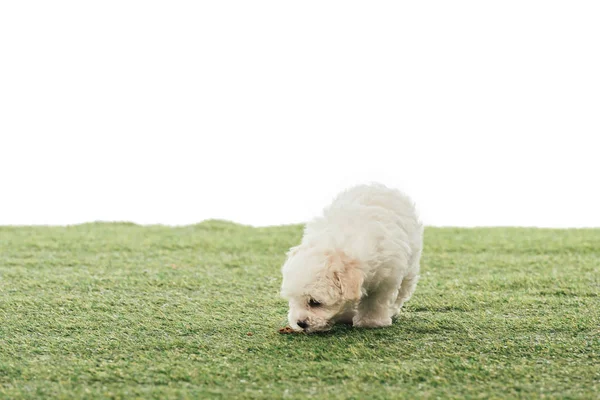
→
(352, 316, 392, 328)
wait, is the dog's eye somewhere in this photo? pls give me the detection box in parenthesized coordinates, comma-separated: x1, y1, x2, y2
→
(308, 298, 321, 307)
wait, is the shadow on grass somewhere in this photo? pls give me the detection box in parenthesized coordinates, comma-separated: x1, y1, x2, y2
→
(539, 289, 598, 297)
(276, 315, 463, 340)
(409, 305, 472, 313)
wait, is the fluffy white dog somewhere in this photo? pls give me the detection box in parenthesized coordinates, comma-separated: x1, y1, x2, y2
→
(280, 183, 423, 333)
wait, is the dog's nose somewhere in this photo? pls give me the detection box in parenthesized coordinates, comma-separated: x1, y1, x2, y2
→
(297, 320, 308, 329)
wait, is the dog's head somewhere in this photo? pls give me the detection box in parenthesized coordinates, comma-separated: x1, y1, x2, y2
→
(280, 245, 364, 333)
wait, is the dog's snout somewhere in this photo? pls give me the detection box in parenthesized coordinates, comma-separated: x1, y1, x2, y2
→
(297, 320, 308, 329)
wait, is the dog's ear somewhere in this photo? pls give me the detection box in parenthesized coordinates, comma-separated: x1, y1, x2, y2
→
(327, 250, 364, 301)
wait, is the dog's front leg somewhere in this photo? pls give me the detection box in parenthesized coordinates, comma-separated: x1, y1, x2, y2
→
(352, 286, 396, 328)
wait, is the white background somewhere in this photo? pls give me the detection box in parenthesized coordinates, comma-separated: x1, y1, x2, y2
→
(1, 1, 599, 227)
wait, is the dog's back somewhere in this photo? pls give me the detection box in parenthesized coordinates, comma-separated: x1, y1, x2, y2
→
(328, 183, 418, 221)
(317, 184, 423, 269)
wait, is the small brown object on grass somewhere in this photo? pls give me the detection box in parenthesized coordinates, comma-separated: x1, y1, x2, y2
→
(278, 326, 298, 334)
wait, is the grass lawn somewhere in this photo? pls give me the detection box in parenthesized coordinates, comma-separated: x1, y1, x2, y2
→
(0, 221, 599, 399)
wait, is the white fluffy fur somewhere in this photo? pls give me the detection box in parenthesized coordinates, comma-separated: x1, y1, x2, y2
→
(280, 183, 423, 333)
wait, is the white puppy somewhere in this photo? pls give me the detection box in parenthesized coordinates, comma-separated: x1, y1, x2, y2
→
(280, 183, 423, 333)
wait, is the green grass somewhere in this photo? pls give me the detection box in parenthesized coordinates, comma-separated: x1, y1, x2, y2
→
(1, 221, 599, 399)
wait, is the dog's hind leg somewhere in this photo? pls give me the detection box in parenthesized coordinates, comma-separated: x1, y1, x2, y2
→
(391, 248, 421, 318)
(391, 275, 419, 318)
